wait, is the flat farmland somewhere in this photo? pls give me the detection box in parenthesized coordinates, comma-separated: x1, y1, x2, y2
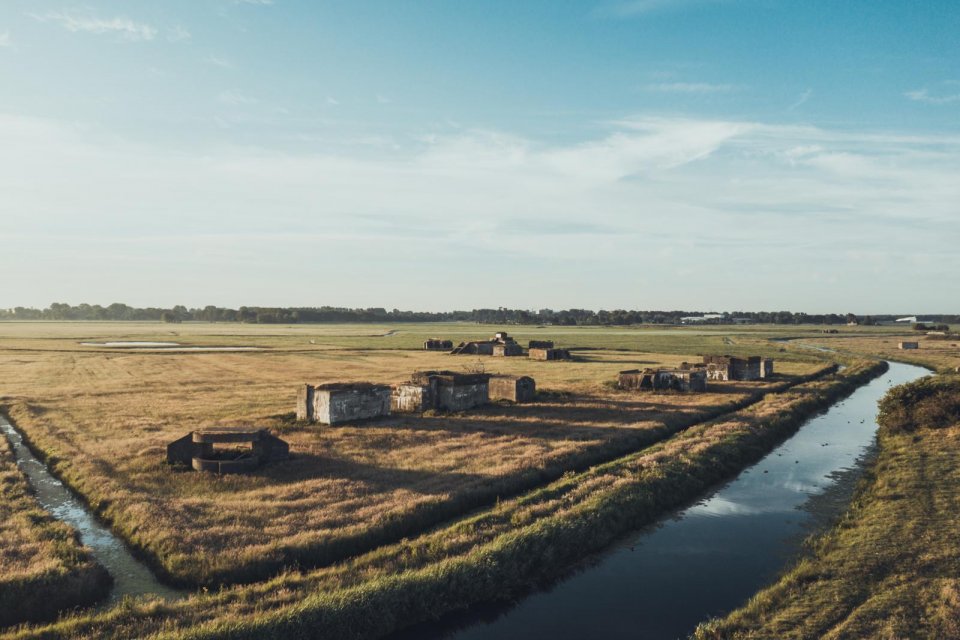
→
(0, 322, 826, 587)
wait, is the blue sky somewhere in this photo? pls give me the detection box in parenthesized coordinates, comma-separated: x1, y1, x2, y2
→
(1, 0, 958, 312)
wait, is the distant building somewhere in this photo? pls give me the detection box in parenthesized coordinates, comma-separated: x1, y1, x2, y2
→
(424, 339, 454, 351)
(528, 340, 554, 349)
(492, 343, 524, 357)
(450, 330, 519, 356)
(898, 341, 919, 350)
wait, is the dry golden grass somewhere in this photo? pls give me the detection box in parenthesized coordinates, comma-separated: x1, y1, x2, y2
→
(0, 360, 878, 640)
(0, 322, 821, 586)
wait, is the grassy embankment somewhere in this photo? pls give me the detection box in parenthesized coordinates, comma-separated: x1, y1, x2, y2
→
(2, 359, 887, 639)
(0, 322, 830, 587)
(0, 419, 110, 627)
(693, 372, 960, 640)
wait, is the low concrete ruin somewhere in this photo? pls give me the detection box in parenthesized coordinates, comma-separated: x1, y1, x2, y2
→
(451, 331, 519, 356)
(529, 347, 571, 361)
(424, 339, 454, 351)
(489, 375, 536, 403)
(528, 340, 554, 349)
(899, 341, 920, 350)
(618, 368, 707, 392)
(167, 428, 289, 474)
(761, 358, 774, 378)
(392, 370, 490, 412)
(297, 383, 392, 425)
(493, 343, 524, 357)
(701, 355, 763, 381)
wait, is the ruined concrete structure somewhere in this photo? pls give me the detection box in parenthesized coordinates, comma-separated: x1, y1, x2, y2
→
(618, 368, 707, 392)
(392, 370, 490, 412)
(528, 340, 554, 349)
(167, 429, 289, 474)
(297, 382, 392, 425)
(424, 339, 454, 351)
(700, 355, 764, 381)
(529, 347, 571, 361)
(489, 375, 536, 403)
(450, 331, 520, 356)
(761, 358, 774, 378)
(493, 343, 524, 357)
(899, 341, 920, 350)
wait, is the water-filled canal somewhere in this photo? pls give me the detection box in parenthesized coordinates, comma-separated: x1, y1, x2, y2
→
(410, 361, 927, 640)
(0, 415, 181, 604)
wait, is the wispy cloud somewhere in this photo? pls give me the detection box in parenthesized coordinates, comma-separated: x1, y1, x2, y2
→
(645, 82, 737, 93)
(905, 87, 960, 105)
(234, 0, 275, 5)
(167, 25, 191, 43)
(788, 88, 813, 111)
(30, 10, 157, 41)
(326, 97, 340, 106)
(218, 90, 258, 106)
(0, 31, 12, 48)
(205, 55, 233, 68)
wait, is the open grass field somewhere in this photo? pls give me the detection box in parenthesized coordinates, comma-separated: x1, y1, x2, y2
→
(0, 322, 830, 587)
(0, 358, 885, 640)
(694, 373, 960, 640)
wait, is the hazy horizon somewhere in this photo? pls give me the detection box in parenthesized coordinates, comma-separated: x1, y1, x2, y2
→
(2, 1, 958, 312)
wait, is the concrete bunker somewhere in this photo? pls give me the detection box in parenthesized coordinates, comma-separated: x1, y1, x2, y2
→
(529, 347, 571, 361)
(297, 382, 392, 425)
(618, 368, 707, 392)
(528, 340, 554, 349)
(489, 375, 536, 403)
(700, 355, 764, 381)
(392, 370, 491, 412)
(166, 428, 289, 474)
(450, 331, 520, 356)
(424, 339, 454, 351)
(899, 341, 920, 350)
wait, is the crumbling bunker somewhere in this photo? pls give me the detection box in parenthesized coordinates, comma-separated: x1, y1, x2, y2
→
(298, 382, 392, 425)
(618, 368, 707, 392)
(489, 375, 536, 403)
(392, 370, 491, 413)
(166, 428, 289, 474)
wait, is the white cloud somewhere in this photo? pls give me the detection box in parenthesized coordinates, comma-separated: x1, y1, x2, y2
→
(905, 87, 960, 105)
(0, 31, 12, 48)
(30, 11, 157, 41)
(645, 82, 737, 93)
(167, 25, 191, 43)
(0, 112, 957, 310)
(326, 97, 340, 106)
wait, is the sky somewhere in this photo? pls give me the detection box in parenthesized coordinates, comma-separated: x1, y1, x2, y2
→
(1, 0, 958, 313)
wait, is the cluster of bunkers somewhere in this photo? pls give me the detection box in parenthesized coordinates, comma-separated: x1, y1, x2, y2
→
(166, 330, 773, 474)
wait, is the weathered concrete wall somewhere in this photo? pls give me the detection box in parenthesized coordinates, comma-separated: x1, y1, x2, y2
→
(392, 383, 433, 413)
(619, 368, 705, 392)
(424, 339, 453, 351)
(761, 358, 774, 378)
(313, 385, 392, 425)
(529, 348, 571, 361)
(493, 343, 524, 357)
(296, 384, 315, 421)
(528, 340, 554, 349)
(166, 429, 289, 474)
(702, 355, 762, 381)
(899, 341, 919, 350)
(437, 382, 488, 411)
(489, 376, 536, 402)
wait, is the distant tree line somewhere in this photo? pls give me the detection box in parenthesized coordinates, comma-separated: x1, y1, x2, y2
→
(1, 303, 957, 327)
